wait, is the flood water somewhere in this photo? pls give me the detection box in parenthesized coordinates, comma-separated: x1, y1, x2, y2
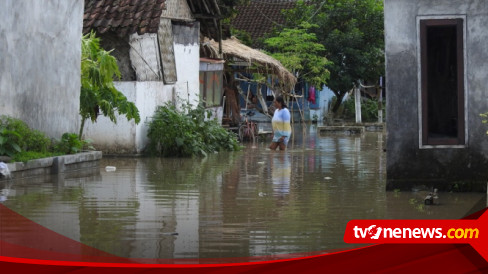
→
(1, 125, 486, 260)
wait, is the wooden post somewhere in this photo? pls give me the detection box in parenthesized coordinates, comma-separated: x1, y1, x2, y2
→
(256, 85, 268, 114)
(218, 19, 222, 55)
(378, 76, 383, 123)
(245, 84, 250, 110)
(355, 86, 362, 124)
(377, 86, 383, 123)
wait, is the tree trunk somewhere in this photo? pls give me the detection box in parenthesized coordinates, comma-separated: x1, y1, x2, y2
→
(331, 93, 344, 114)
(79, 118, 86, 140)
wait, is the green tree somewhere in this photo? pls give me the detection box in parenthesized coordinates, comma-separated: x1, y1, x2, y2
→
(264, 22, 331, 88)
(79, 32, 140, 138)
(283, 0, 384, 113)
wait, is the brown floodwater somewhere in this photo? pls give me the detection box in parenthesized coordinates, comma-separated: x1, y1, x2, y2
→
(1, 125, 486, 259)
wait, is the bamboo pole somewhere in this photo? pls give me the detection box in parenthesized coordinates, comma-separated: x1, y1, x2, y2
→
(354, 85, 362, 124)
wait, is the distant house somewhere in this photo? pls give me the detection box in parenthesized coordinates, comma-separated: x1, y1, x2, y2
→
(82, 0, 200, 154)
(232, 0, 295, 48)
(201, 37, 297, 125)
(231, 0, 334, 122)
(385, 0, 488, 190)
(0, 0, 84, 137)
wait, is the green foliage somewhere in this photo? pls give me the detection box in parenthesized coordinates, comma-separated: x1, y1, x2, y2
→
(341, 98, 355, 120)
(0, 128, 22, 157)
(0, 115, 52, 157)
(333, 96, 384, 122)
(11, 151, 63, 163)
(0, 115, 30, 150)
(80, 31, 140, 138)
(231, 27, 253, 46)
(24, 129, 51, 153)
(147, 102, 241, 157)
(0, 116, 95, 160)
(54, 133, 94, 155)
(481, 112, 488, 135)
(361, 99, 382, 122)
(264, 22, 331, 87)
(282, 0, 384, 112)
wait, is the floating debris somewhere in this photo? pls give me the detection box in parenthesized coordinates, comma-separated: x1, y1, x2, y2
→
(324, 177, 332, 180)
(424, 193, 434, 205)
(105, 166, 117, 172)
(0, 162, 11, 179)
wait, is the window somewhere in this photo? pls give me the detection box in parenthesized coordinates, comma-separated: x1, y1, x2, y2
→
(199, 71, 223, 107)
(420, 19, 465, 146)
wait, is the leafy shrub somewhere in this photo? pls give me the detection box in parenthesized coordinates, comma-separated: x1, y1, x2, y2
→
(342, 97, 356, 120)
(0, 127, 22, 157)
(147, 102, 241, 157)
(0, 115, 31, 150)
(25, 129, 51, 152)
(0, 115, 53, 153)
(54, 133, 93, 154)
(335, 97, 384, 122)
(0, 116, 94, 161)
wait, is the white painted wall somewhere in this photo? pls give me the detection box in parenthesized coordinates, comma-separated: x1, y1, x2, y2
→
(83, 82, 172, 154)
(309, 85, 335, 123)
(0, 0, 83, 138)
(173, 42, 200, 106)
(207, 106, 224, 124)
(84, 38, 200, 154)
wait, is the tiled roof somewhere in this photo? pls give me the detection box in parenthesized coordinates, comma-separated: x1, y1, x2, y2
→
(232, 0, 296, 47)
(83, 0, 166, 37)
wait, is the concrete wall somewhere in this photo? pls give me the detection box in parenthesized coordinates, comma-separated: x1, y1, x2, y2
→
(1, 151, 101, 181)
(0, 0, 83, 138)
(99, 33, 136, 81)
(83, 81, 173, 154)
(385, 0, 488, 190)
(310, 86, 335, 123)
(84, 22, 200, 154)
(173, 23, 200, 106)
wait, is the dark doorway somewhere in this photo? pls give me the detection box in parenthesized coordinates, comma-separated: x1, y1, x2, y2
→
(420, 19, 465, 145)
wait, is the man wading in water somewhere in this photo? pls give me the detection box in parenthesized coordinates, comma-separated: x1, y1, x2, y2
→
(269, 96, 292, 151)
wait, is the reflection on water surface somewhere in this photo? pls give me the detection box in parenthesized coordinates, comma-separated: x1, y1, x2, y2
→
(1, 125, 485, 259)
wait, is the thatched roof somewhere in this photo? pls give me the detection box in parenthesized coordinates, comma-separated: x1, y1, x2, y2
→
(202, 37, 296, 90)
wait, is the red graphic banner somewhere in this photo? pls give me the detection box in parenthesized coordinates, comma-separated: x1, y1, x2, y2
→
(1, 204, 487, 272)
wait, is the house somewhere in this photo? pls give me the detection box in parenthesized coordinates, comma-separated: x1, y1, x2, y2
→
(82, 0, 200, 154)
(201, 36, 297, 125)
(0, 0, 84, 137)
(232, 0, 296, 48)
(182, 0, 298, 126)
(385, 0, 488, 191)
(199, 58, 226, 123)
(231, 0, 334, 122)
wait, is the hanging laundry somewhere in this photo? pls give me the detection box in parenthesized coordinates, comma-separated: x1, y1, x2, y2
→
(267, 87, 274, 96)
(308, 86, 316, 104)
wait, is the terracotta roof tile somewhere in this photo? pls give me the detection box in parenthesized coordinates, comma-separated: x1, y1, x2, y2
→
(83, 0, 166, 36)
(232, 0, 296, 47)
